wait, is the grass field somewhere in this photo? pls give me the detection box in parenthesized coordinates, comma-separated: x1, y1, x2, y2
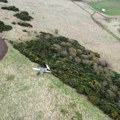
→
(89, 0, 120, 16)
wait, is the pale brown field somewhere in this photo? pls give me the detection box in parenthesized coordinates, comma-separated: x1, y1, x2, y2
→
(0, 0, 120, 72)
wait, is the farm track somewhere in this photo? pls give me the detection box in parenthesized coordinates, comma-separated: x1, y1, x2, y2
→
(72, 0, 120, 41)
(69, 0, 120, 72)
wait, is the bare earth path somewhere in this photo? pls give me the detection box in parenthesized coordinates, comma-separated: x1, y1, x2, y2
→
(0, 0, 120, 72)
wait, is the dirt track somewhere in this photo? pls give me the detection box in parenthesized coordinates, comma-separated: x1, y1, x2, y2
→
(0, 0, 120, 72)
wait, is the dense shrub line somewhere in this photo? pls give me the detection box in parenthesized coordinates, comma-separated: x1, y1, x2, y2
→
(12, 32, 120, 120)
(0, 21, 12, 32)
(1, 6, 19, 12)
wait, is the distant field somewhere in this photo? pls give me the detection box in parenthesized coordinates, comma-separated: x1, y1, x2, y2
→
(89, 0, 120, 16)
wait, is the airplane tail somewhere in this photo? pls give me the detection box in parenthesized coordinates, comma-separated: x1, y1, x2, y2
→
(46, 64, 50, 70)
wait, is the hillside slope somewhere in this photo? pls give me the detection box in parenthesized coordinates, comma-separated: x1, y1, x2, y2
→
(0, 42, 112, 120)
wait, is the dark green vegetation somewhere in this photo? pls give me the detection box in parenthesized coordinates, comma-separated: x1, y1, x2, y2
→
(1, 6, 19, 12)
(18, 22, 33, 28)
(0, 0, 8, 3)
(14, 11, 33, 21)
(0, 21, 12, 32)
(89, 0, 120, 16)
(12, 32, 120, 120)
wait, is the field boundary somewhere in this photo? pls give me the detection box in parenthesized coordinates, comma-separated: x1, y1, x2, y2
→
(91, 12, 120, 41)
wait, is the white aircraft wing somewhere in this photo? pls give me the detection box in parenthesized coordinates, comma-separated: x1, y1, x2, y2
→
(32, 68, 40, 71)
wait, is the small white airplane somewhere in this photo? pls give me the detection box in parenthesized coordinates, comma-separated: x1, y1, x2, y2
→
(33, 64, 51, 75)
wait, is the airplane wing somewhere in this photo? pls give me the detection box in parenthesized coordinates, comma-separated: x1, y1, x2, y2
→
(32, 68, 40, 71)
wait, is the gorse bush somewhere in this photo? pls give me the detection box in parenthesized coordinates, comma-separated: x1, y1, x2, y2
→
(0, 0, 8, 3)
(0, 21, 12, 32)
(18, 22, 33, 28)
(1, 6, 19, 12)
(14, 11, 33, 21)
(23, 30, 27, 32)
(12, 32, 120, 120)
(12, 22, 16, 25)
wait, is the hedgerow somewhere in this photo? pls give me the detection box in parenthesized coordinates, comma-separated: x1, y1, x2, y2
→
(11, 32, 120, 119)
(0, 21, 12, 32)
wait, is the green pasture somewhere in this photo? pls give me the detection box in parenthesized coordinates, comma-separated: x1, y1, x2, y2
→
(89, 0, 120, 16)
